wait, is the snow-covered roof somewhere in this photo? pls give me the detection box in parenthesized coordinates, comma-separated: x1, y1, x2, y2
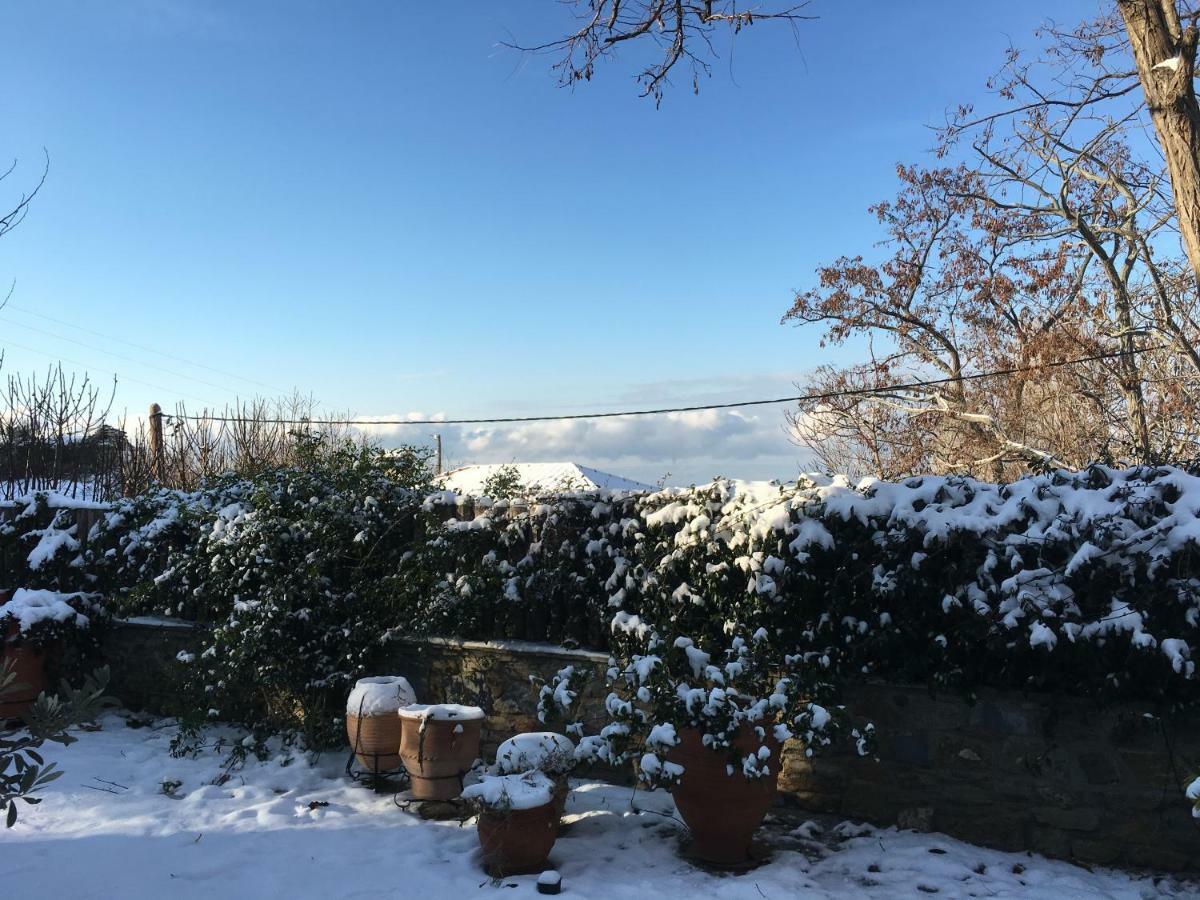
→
(438, 462, 652, 495)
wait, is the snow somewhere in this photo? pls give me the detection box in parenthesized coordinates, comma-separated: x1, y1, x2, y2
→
(397, 703, 485, 722)
(26, 523, 80, 570)
(0, 487, 107, 510)
(438, 462, 652, 496)
(1, 588, 90, 633)
(462, 770, 555, 811)
(345, 676, 417, 717)
(3, 715, 1193, 899)
(494, 732, 576, 776)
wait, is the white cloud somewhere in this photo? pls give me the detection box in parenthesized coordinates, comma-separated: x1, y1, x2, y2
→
(353, 406, 815, 486)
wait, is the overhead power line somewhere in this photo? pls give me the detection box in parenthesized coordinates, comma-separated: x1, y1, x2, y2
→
(2, 302, 286, 394)
(0, 337, 220, 407)
(164, 344, 1167, 427)
(0, 315, 249, 397)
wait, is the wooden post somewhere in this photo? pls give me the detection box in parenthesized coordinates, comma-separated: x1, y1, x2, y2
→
(149, 403, 165, 484)
(435, 433, 443, 476)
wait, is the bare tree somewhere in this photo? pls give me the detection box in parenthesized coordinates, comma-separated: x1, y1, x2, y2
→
(0, 365, 118, 500)
(510, 1, 811, 103)
(0, 152, 47, 246)
(116, 393, 361, 495)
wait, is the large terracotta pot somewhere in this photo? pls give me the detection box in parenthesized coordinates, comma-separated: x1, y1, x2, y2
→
(345, 676, 416, 774)
(398, 704, 484, 800)
(0, 624, 50, 721)
(476, 801, 559, 876)
(666, 725, 781, 865)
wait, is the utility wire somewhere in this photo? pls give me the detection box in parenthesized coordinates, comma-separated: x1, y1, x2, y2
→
(1, 302, 286, 394)
(0, 338, 220, 407)
(0, 315, 249, 398)
(164, 344, 1168, 427)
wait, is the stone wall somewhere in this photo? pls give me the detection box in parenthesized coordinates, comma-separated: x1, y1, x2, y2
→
(101, 620, 1200, 871)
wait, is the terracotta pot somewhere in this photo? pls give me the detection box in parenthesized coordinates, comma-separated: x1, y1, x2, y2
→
(1, 624, 50, 721)
(666, 725, 781, 865)
(398, 704, 484, 800)
(345, 676, 415, 774)
(476, 801, 558, 876)
(346, 713, 403, 773)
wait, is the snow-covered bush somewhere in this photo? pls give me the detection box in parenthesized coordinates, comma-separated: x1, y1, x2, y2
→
(494, 731, 576, 778)
(532, 664, 593, 737)
(1187, 775, 1200, 820)
(462, 770, 556, 812)
(0, 492, 103, 594)
(422, 466, 1200, 709)
(0, 588, 98, 650)
(88, 435, 434, 747)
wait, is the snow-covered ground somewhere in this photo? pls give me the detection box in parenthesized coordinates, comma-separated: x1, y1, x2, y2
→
(3, 713, 1195, 899)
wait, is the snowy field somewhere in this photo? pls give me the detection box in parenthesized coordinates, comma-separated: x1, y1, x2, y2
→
(3, 713, 1195, 899)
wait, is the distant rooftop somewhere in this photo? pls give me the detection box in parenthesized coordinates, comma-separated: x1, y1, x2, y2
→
(438, 462, 653, 495)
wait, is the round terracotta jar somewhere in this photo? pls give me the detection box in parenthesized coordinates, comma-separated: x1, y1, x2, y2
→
(398, 703, 485, 800)
(345, 676, 417, 774)
(666, 724, 782, 865)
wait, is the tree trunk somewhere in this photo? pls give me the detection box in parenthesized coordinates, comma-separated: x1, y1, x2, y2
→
(1119, 1, 1200, 287)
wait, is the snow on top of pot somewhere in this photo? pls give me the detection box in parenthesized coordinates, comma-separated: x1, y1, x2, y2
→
(346, 676, 417, 716)
(494, 732, 576, 776)
(1, 588, 89, 633)
(462, 770, 554, 811)
(398, 703, 485, 722)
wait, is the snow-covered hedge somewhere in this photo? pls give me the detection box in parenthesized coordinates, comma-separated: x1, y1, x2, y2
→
(416, 466, 1200, 708)
(8, 460, 1200, 746)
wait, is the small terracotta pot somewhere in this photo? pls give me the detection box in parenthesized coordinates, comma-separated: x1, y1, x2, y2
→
(476, 801, 558, 876)
(666, 725, 781, 865)
(0, 624, 50, 721)
(398, 705, 484, 800)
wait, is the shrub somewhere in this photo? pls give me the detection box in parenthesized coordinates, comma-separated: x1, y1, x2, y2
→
(89, 434, 433, 748)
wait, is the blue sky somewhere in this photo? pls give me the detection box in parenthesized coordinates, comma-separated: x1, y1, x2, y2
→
(0, 0, 1102, 484)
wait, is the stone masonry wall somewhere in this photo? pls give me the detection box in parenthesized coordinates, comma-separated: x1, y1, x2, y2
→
(101, 621, 1200, 872)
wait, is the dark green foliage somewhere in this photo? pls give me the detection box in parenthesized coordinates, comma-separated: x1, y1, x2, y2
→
(0, 662, 114, 827)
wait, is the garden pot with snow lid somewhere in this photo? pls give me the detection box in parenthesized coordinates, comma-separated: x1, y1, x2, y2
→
(398, 703, 485, 800)
(666, 724, 782, 866)
(463, 771, 559, 876)
(345, 676, 417, 774)
(0, 589, 86, 721)
(493, 731, 576, 822)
